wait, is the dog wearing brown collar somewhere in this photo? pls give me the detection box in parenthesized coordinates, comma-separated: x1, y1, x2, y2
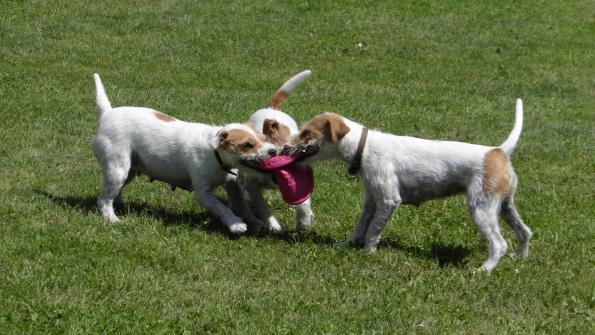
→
(285, 100, 532, 272)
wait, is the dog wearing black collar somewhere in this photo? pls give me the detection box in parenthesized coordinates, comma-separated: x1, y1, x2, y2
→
(91, 74, 275, 234)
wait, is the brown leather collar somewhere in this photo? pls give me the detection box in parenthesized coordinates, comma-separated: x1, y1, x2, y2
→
(347, 127, 368, 175)
(213, 150, 238, 176)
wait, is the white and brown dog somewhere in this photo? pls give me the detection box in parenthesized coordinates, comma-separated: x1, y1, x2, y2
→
(238, 70, 314, 233)
(286, 99, 532, 271)
(91, 74, 275, 234)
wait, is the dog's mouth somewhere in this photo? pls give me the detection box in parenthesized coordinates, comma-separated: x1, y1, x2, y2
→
(280, 140, 320, 160)
(240, 142, 320, 171)
(239, 152, 272, 170)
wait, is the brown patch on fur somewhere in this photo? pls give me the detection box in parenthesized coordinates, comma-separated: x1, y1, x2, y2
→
(263, 119, 291, 146)
(154, 111, 176, 122)
(294, 113, 350, 145)
(268, 90, 288, 109)
(218, 129, 263, 154)
(483, 148, 512, 196)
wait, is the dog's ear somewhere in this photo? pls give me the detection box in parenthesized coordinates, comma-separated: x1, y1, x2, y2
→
(217, 131, 229, 149)
(218, 131, 229, 141)
(263, 119, 291, 146)
(323, 115, 350, 143)
(262, 119, 280, 136)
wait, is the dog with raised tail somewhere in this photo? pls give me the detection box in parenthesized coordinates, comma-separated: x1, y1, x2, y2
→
(91, 73, 276, 234)
(286, 99, 532, 272)
(238, 70, 314, 233)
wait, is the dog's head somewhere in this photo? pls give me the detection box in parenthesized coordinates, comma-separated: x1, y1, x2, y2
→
(252, 70, 312, 149)
(283, 113, 351, 162)
(214, 124, 277, 168)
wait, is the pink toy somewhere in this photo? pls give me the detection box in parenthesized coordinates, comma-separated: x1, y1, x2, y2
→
(257, 155, 313, 205)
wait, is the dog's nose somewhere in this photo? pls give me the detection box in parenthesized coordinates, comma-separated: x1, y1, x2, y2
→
(268, 148, 277, 156)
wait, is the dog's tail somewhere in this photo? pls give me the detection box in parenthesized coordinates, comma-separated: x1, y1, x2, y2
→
(93, 73, 112, 114)
(268, 70, 312, 109)
(499, 98, 523, 156)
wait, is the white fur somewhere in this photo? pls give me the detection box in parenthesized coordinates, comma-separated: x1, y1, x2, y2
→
(91, 74, 274, 234)
(239, 71, 314, 232)
(301, 100, 531, 272)
(278, 69, 312, 93)
(500, 99, 523, 155)
(249, 108, 299, 135)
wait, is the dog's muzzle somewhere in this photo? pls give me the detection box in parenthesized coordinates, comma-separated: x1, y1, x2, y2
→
(281, 141, 320, 160)
(239, 152, 274, 170)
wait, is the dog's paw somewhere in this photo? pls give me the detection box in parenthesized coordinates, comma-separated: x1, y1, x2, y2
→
(475, 264, 493, 274)
(295, 214, 314, 231)
(229, 223, 248, 235)
(103, 213, 120, 223)
(267, 220, 284, 234)
(295, 222, 312, 231)
(515, 247, 529, 259)
(335, 238, 357, 248)
(362, 245, 378, 253)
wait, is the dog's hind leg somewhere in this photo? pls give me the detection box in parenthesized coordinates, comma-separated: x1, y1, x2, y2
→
(114, 168, 137, 209)
(97, 157, 131, 223)
(501, 192, 532, 258)
(468, 191, 507, 272)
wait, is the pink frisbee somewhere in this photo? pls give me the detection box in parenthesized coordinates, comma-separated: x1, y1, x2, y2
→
(257, 155, 313, 205)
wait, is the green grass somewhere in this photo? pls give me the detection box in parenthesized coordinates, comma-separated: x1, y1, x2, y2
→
(1, 0, 593, 333)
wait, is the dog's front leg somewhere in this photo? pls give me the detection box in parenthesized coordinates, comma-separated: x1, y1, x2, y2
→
(362, 199, 400, 253)
(194, 187, 248, 235)
(246, 186, 284, 233)
(337, 191, 376, 248)
(295, 198, 314, 231)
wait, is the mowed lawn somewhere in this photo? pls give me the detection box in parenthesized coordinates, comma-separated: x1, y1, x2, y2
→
(1, 1, 593, 333)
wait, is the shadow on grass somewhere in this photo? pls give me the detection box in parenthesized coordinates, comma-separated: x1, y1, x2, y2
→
(34, 188, 471, 267)
(33, 188, 232, 236)
(381, 238, 471, 268)
(247, 230, 470, 268)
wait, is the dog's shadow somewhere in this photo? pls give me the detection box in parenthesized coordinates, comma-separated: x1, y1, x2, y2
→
(34, 189, 471, 268)
(380, 238, 471, 268)
(33, 188, 230, 235)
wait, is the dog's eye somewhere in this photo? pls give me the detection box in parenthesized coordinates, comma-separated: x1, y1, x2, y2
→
(241, 141, 254, 149)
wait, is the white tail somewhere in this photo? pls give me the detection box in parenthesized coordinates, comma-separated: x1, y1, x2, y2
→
(268, 70, 312, 109)
(93, 73, 112, 114)
(500, 98, 524, 155)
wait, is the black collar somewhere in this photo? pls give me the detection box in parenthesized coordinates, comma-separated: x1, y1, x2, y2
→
(347, 127, 368, 175)
(213, 150, 238, 176)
